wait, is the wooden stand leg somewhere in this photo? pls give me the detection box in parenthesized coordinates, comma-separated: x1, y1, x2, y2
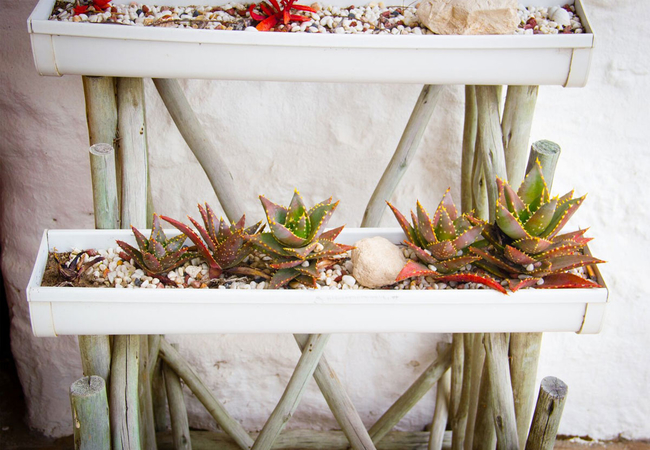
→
(428, 369, 450, 450)
(502, 86, 539, 190)
(70, 376, 111, 450)
(163, 344, 191, 450)
(110, 335, 142, 449)
(361, 85, 444, 227)
(368, 343, 451, 444)
(525, 377, 568, 450)
(294, 334, 376, 450)
(470, 358, 496, 450)
(463, 333, 486, 450)
(252, 334, 331, 450)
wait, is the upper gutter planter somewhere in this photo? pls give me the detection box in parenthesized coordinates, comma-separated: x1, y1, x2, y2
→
(27, 0, 594, 85)
(26, 227, 608, 337)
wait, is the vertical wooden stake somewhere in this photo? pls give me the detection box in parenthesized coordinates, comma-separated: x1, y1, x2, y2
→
(139, 336, 157, 450)
(451, 334, 474, 450)
(361, 85, 443, 227)
(89, 144, 120, 229)
(526, 141, 561, 191)
(464, 333, 486, 450)
(163, 344, 192, 450)
(525, 377, 568, 450)
(461, 86, 478, 214)
(470, 358, 496, 450)
(449, 334, 464, 435)
(501, 86, 539, 190)
(428, 369, 451, 450)
(70, 376, 111, 450)
(79, 334, 112, 391)
(110, 335, 141, 450)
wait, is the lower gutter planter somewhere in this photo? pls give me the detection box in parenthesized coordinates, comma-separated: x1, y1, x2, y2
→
(26, 228, 608, 337)
(28, 0, 594, 86)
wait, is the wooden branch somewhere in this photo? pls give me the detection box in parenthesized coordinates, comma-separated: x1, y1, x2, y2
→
(509, 333, 543, 448)
(428, 369, 450, 450)
(163, 344, 191, 450)
(484, 334, 518, 450)
(253, 334, 331, 450)
(148, 335, 162, 381)
(501, 86, 539, 189)
(152, 78, 244, 222)
(117, 77, 149, 229)
(451, 334, 472, 450)
(78, 335, 111, 389)
(474, 86, 508, 222)
(110, 335, 141, 450)
(449, 334, 464, 433)
(158, 338, 254, 450)
(461, 86, 478, 214)
(470, 358, 496, 450)
(152, 356, 169, 432)
(361, 85, 443, 227)
(526, 141, 561, 191)
(293, 334, 376, 450)
(82, 76, 118, 147)
(70, 376, 111, 450)
(524, 377, 568, 450)
(89, 144, 120, 229)
(462, 333, 485, 450)
(369, 343, 452, 444)
(158, 430, 452, 450)
(139, 335, 157, 450)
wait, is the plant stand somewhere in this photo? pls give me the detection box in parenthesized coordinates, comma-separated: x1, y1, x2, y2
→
(25, 1, 607, 449)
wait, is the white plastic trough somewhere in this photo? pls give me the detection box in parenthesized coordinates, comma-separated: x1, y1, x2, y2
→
(28, 0, 594, 85)
(26, 228, 608, 337)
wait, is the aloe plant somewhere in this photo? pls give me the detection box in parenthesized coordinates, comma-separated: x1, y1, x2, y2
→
(470, 160, 604, 292)
(117, 214, 196, 281)
(53, 251, 104, 284)
(162, 203, 267, 280)
(248, 190, 352, 289)
(387, 189, 507, 293)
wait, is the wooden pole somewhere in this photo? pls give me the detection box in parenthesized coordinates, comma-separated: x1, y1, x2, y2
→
(163, 344, 191, 450)
(461, 86, 478, 214)
(152, 78, 244, 221)
(428, 369, 451, 450)
(70, 376, 111, 450)
(484, 334, 518, 450)
(252, 334, 331, 450)
(451, 334, 472, 450)
(157, 430, 452, 450)
(509, 145, 560, 447)
(361, 85, 443, 227)
(474, 86, 508, 222)
(139, 335, 157, 450)
(369, 344, 452, 444)
(525, 377, 568, 450)
(158, 338, 254, 450)
(449, 334, 464, 437)
(110, 335, 142, 450)
(526, 141, 561, 191)
(80, 76, 118, 395)
(152, 357, 169, 432)
(462, 333, 485, 450)
(293, 334, 376, 450)
(470, 358, 496, 450)
(501, 86, 538, 190)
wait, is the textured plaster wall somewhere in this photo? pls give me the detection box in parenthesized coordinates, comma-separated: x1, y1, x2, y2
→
(0, 0, 648, 440)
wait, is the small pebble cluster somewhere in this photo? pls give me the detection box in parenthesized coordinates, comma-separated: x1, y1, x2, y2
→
(50, 1, 584, 35)
(59, 245, 519, 291)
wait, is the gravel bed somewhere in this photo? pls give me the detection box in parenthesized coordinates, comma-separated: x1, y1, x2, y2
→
(49, 1, 584, 35)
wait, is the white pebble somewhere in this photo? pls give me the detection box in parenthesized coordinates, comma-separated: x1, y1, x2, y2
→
(342, 275, 356, 287)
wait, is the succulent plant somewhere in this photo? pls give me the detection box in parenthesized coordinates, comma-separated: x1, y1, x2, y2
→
(53, 250, 104, 284)
(248, 0, 317, 31)
(248, 190, 353, 289)
(387, 189, 507, 293)
(162, 203, 267, 280)
(470, 160, 604, 292)
(117, 214, 197, 282)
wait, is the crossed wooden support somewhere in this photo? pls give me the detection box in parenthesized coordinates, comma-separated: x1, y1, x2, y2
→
(74, 75, 568, 450)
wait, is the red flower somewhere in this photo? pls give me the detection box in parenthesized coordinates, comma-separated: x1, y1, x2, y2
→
(73, 4, 89, 15)
(93, 0, 111, 12)
(248, 0, 317, 31)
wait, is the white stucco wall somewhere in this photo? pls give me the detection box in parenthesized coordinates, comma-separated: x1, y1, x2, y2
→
(1, 0, 648, 440)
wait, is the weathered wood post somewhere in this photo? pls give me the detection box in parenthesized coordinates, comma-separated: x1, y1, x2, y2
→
(428, 369, 451, 450)
(470, 358, 496, 450)
(80, 76, 119, 389)
(509, 140, 561, 447)
(163, 344, 191, 450)
(70, 376, 111, 450)
(361, 84, 443, 227)
(485, 334, 518, 450)
(525, 377, 568, 450)
(110, 335, 141, 449)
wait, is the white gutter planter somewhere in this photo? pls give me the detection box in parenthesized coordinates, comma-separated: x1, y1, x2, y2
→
(27, 228, 608, 337)
(28, 0, 594, 86)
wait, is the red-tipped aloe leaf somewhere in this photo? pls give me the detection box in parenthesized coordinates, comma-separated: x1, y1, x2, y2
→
(131, 226, 149, 253)
(260, 195, 288, 224)
(524, 198, 557, 236)
(518, 160, 548, 206)
(440, 188, 459, 221)
(226, 266, 271, 280)
(403, 241, 438, 266)
(553, 229, 591, 246)
(319, 225, 344, 242)
(165, 234, 187, 253)
(452, 225, 483, 251)
(541, 196, 586, 239)
(268, 220, 307, 247)
(294, 261, 319, 279)
(496, 201, 531, 241)
(435, 207, 456, 242)
(283, 242, 319, 260)
(537, 254, 604, 276)
(247, 233, 291, 257)
(150, 239, 167, 259)
(142, 251, 163, 274)
(512, 236, 553, 255)
(416, 201, 437, 245)
(188, 216, 216, 253)
(395, 260, 437, 282)
(435, 255, 480, 274)
(470, 246, 521, 274)
(536, 273, 602, 289)
(435, 273, 507, 294)
(151, 215, 166, 244)
(295, 275, 318, 288)
(214, 231, 249, 269)
(270, 260, 303, 269)
(428, 240, 456, 261)
(508, 278, 540, 293)
(269, 268, 300, 289)
(306, 200, 338, 241)
(307, 240, 351, 259)
(116, 241, 146, 268)
(162, 215, 220, 271)
(504, 245, 536, 266)
(386, 202, 419, 245)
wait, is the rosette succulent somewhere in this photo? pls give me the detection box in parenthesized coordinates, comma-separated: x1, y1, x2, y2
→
(470, 160, 604, 292)
(117, 214, 196, 282)
(162, 203, 266, 280)
(248, 190, 353, 289)
(387, 189, 506, 293)
(53, 250, 104, 284)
